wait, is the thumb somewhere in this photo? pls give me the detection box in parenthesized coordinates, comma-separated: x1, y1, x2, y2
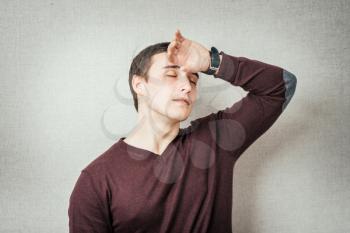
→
(180, 66, 187, 72)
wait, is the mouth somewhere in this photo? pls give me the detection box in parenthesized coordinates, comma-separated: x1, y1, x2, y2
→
(173, 99, 190, 105)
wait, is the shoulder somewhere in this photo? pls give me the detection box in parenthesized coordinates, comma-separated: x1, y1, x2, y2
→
(82, 140, 124, 177)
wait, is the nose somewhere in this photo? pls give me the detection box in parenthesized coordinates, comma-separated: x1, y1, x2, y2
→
(179, 74, 192, 93)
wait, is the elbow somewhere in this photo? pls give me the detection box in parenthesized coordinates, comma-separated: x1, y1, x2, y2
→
(281, 69, 297, 112)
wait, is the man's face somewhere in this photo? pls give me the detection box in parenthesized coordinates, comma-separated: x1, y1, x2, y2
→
(140, 52, 199, 122)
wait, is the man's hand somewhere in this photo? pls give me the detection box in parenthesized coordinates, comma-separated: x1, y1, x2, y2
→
(167, 29, 211, 74)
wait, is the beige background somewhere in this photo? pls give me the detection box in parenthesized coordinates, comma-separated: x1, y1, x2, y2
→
(1, 0, 349, 232)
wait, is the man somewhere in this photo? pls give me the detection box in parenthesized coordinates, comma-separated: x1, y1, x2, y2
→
(68, 29, 297, 233)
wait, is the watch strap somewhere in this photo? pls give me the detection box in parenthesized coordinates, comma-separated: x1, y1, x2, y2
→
(202, 46, 220, 75)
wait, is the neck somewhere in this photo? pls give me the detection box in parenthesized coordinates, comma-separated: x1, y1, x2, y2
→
(124, 107, 181, 155)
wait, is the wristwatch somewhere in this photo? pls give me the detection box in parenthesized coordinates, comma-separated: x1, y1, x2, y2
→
(202, 46, 220, 75)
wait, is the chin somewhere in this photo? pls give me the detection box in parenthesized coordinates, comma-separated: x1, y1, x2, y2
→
(169, 110, 191, 122)
(159, 102, 193, 122)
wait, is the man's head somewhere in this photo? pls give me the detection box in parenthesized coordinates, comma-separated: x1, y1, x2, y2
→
(128, 42, 199, 122)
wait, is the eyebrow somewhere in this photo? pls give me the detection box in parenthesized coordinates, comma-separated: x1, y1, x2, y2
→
(162, 65, 199, 78)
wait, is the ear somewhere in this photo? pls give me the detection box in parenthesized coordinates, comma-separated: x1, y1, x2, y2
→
(132, 74, 147, 96)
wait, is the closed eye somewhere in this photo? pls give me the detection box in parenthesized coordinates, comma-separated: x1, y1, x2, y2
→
(166, 75, 197, 85)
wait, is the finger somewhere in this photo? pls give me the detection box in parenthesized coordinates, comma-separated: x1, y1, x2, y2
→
(167, 49, 174, 61)
(167, 45, 175, 62)
(172, 35, 181, 47)
(172, 40, 178, 49)
(176, 29, 185, 42)
(167, 51, 175, 63)
(167, 55, 174, 63)
(170, 43, 181, 56)
(167, 51, 178, 62)
(167, 40, 177, 53)
(174, 40, 181, 49)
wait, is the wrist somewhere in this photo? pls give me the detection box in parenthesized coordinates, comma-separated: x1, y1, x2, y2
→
(202, 47, 220, 75)
(205, 49, 211, 72)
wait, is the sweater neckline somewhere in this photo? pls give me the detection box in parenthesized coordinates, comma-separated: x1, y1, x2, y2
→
(118, 128, 184, 160)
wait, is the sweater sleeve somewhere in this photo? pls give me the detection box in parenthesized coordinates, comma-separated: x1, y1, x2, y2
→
(68, 170, 113, 233)
(195, 51, 297, 160)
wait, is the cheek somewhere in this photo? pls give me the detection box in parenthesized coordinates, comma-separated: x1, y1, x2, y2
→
(149, 87, 173, 107)
(190, 88, 197, 100)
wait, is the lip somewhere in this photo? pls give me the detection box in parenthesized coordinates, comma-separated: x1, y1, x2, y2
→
(173, 99, 190, 105)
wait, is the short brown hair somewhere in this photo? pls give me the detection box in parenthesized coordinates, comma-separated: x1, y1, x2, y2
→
(128, 42, 170, 112)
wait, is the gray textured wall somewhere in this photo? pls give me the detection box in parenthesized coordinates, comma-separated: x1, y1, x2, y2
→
(1, 0, 349, 232)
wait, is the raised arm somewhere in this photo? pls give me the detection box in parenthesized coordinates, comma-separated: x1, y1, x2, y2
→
(196, 50, 297, 159)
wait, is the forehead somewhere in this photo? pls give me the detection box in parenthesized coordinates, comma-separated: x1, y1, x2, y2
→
(150, 52, 173, 68)
(149, 52, 199, 78)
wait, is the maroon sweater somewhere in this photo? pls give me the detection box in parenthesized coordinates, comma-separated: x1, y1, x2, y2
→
(68, 51, 297, 233)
